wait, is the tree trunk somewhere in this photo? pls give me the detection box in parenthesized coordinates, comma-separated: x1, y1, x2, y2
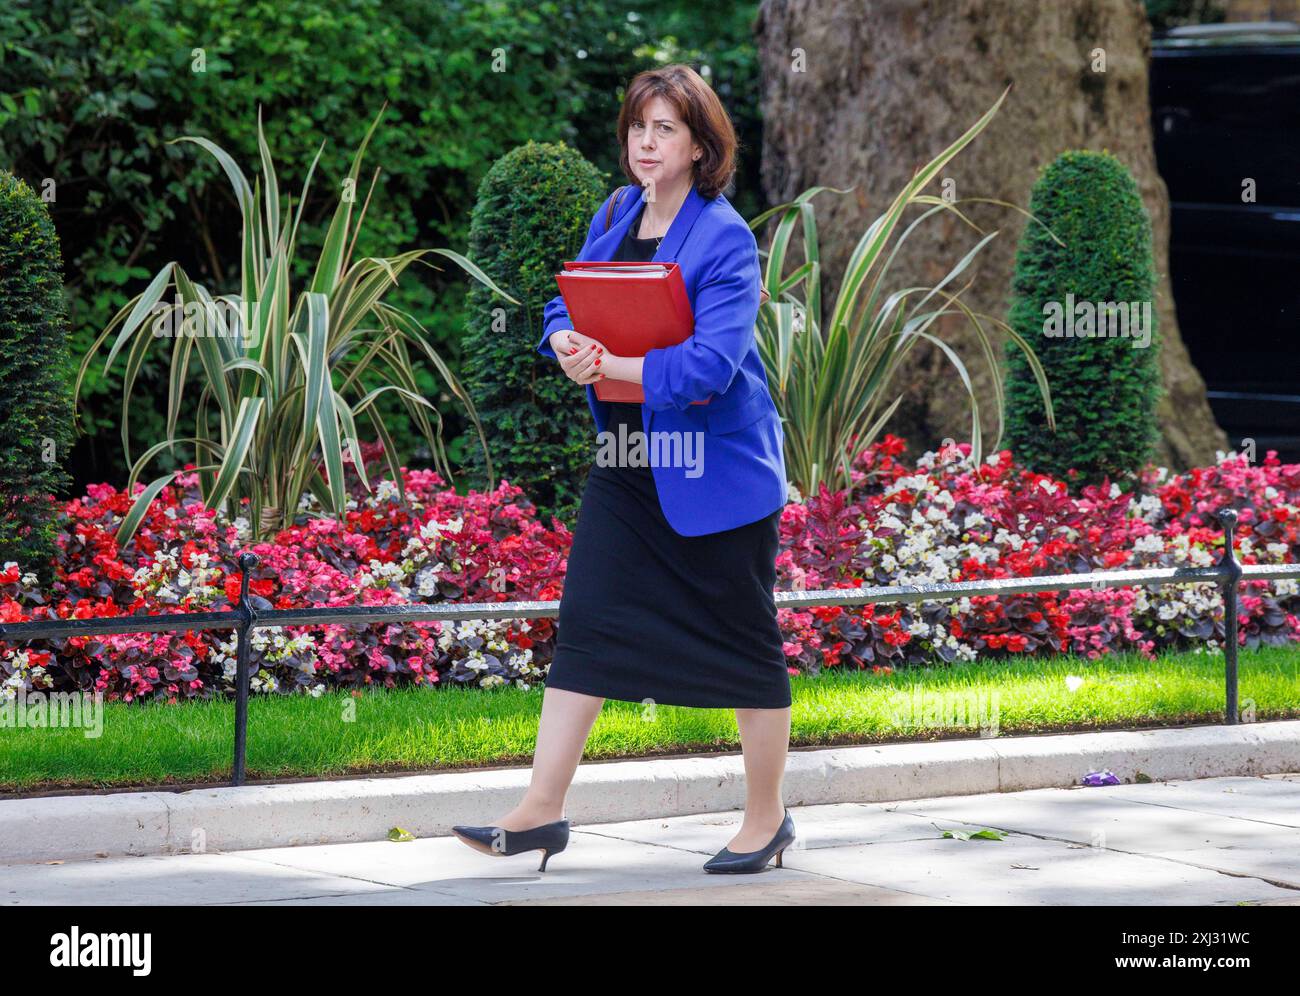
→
(755, 0, 1226, 471)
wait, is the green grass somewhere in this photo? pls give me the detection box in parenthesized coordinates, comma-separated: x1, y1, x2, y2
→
(3, 645, 1299, 794)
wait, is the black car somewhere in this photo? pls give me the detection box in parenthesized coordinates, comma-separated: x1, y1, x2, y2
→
(1150, 21, 1300, 461)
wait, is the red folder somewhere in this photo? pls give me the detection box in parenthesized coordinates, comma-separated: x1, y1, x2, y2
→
(554, 260, 710, 404)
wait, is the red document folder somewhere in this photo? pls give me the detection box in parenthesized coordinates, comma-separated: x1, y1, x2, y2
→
(554, 260, 710, 404)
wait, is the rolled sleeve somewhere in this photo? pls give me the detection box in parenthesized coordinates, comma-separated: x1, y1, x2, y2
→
(538, 297, 571, 359)
(641, 221, 760, 411)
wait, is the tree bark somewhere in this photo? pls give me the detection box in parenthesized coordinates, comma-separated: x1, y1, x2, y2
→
(755, 0, 1226, 471)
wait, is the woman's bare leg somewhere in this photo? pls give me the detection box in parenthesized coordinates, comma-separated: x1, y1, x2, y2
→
(725, 706, 791, 851)
(454, 686, 603, 854)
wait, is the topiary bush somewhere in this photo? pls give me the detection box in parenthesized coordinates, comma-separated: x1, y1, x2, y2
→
(1002, 149, 1162, 489)
(0, 170, 75, 588)
(456, 141, 609, 529)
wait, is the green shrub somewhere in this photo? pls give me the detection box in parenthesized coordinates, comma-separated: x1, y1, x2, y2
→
(457, 142, 608, 527)
(1002, 149, 1161, 489)
(74, 109, 513, 546)
(0, 171, 75, 586)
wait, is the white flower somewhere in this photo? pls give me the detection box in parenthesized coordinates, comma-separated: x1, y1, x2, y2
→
(1132, 534, 1164, 555)
(993, 528, 1024, 551)
(1129, 493, 1164, 523)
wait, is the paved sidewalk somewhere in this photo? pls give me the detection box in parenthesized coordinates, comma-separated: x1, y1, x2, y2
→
(5, 772, 1300, 906)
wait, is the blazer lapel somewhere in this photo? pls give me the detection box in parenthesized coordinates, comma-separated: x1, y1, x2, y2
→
(652, 182, 708, 263)
(585, 181, 709, 262)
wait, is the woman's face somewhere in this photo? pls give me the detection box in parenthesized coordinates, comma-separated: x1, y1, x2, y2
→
(627, 95, 700, 193)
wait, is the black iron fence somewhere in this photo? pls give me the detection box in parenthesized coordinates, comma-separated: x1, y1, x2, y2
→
(3, 508, 1297, 786)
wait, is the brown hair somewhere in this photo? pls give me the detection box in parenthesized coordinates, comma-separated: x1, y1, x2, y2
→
(615, 64, 738, 200)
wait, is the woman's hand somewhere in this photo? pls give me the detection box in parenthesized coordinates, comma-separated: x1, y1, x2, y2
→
(550, 329, 608, 386)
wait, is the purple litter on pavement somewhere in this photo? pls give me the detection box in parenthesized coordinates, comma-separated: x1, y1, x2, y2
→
(1081, 769, 1121, 786)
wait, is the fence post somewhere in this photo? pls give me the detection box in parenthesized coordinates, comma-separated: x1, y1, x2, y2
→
(1216, 508, 1242, 725)
(231, 551, 260, 786)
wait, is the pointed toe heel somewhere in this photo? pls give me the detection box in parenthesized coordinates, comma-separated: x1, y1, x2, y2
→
(703, 808, 796, 874)
(452, 818, 570, 872)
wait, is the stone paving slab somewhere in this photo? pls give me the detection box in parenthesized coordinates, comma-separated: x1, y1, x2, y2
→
(4, 774, 1297, 906)
(500, 878, 958, 905)
(1, 852, 396, 907)
(882, 776, 1300, 889)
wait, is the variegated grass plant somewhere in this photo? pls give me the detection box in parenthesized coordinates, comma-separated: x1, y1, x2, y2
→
(75, 107, 517, 546)
(751, 85, 1058, 497)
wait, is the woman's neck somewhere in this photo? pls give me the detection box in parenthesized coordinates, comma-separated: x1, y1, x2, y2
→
(637, 179, 691, 239)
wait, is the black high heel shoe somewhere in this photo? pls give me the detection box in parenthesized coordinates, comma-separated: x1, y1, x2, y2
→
(703, 808, 796, 874)
(450, 818, 570, 872)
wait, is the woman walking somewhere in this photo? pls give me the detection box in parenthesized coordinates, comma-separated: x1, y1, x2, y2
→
(452, 64, 794, 874)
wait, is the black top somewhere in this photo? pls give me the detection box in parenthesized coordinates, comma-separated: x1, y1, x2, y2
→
(616, 202, 662, 257)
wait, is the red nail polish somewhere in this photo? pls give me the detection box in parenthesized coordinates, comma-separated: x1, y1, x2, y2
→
(595, 358, 601, 366)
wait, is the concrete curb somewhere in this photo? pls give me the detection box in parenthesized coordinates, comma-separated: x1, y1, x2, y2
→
(3, 720, 1298, 864)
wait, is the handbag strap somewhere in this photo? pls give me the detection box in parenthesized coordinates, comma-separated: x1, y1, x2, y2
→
(604, 184, 632, 233)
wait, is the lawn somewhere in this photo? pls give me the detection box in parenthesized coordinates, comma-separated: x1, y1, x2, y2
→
(2, 645, 1298, 795)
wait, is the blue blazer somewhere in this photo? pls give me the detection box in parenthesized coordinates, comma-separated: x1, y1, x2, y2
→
(537, 181, 787, 537)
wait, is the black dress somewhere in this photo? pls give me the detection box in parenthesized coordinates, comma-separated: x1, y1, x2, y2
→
(543, 202, 791, 709)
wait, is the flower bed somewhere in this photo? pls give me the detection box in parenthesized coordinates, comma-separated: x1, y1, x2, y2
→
(777, 437, 1298, 673)
(2, 439, 1297, 703)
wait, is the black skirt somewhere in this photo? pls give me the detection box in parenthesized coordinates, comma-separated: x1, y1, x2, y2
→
(544, 400, 792, 709)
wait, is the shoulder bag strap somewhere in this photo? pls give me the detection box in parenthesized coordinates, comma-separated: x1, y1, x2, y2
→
(604, 184, 631, 233)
